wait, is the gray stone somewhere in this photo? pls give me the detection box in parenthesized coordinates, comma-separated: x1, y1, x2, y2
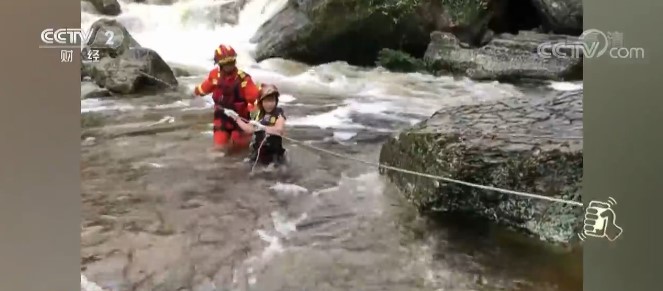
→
(83, 19, 178, 95)
(83, 0, 122, 16)
(423, 31, 582, 81)
(251, 0, 491, 65)
(379, 89, 584, 245)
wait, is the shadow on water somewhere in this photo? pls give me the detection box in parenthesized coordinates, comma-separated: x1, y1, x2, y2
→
(421, 212, 582, 291)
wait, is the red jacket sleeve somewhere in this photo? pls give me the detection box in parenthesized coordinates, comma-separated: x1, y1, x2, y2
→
(193, 68, 218, 96)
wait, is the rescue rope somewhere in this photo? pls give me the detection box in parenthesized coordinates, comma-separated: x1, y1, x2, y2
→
(233, 115, 582, 207)
(280, 136, 583, 207)
(331, 128, 583, 140)
(138, 71, 178, 90)
(251, 137, 268, 173)
(132, 71, 582, 206)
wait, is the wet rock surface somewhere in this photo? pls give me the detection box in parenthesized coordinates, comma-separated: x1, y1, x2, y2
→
(83, 0, 122, 16)
(82, 82, 112, 99)
(82, 19, 178, 95)
(423, 31, 582, 81)
(379, 89, 584, 244)
(251, 0, 488, 65)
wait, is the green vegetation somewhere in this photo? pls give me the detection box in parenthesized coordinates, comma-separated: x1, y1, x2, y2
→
(440, 0, 490, 25)
(360, 0, 423, 22)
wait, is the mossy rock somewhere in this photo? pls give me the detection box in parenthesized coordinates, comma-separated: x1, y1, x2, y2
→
(379, 89, 584, 245)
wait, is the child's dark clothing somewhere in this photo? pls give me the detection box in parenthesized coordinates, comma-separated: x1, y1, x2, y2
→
(248, 108, 287, 166)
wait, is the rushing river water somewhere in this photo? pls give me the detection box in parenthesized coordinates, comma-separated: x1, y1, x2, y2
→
(80, 1, 583, 290)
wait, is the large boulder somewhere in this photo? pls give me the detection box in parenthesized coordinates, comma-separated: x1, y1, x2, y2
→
(87, 48, 179, 94)
(531, 0, 583, 35)
(251, 0, 493, 65)
(83, 0, 122, 16)
(82, 19, 178, 95)
(423, 31, 582, 81)
(85, 18, 141, 58)
(379, 89, 584, 245)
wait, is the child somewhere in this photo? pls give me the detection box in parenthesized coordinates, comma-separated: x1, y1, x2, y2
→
(231, 84, 287, 166)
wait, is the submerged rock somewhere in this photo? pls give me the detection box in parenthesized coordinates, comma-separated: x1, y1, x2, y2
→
(423, 31, 582, 81)
(81, 82, 112, 99)
(82, 19, 178, 95)
(379, 89, 583, 245)
(375, 49, 426, 73)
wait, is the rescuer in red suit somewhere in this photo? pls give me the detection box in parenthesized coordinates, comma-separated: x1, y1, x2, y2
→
(192, 44, 260, 152)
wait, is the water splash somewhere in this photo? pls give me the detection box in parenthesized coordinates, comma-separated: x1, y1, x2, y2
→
(81, 0, 288, 69)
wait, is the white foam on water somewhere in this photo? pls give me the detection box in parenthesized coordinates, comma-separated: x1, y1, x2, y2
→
(278, 93, 296, 103)
(311, 186, 340, 197)
(81, 0, 288, 70)
(255, 229, 284, 260)
(333, 131, 357, 141)
(80, 1, 532, 129)
(148, 163, 164, 168)
(147, 116, 175, 126)
(153, 100, 188, 109)
(81, 98, 136, 113)
(271, 211, 308, 237)
(287, 105, 361, 129)
(81, 274, 104, 291)
(548, 81, 583, 91)
(269, 182, 309, 196)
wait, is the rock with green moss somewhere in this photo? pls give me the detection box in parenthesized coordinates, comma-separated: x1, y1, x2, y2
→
(378, 89, 584, 245)
(423, 31, 582, 81)
(376, 48, 426, 72)
(251, 0, 492, 65)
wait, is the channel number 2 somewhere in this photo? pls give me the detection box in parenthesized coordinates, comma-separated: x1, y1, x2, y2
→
(89, 29, 116, 47)
(103, 30, 114, 46)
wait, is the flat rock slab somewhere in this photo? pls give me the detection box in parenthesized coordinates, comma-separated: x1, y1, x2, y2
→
(379, 90, 584, 244)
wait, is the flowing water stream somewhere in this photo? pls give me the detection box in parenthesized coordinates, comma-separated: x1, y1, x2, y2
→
(80, 1, 583, 290)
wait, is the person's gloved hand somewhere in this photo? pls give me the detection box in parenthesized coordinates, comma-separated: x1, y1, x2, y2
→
(224, 108, 239, 119)
(249, 120, 266, 131)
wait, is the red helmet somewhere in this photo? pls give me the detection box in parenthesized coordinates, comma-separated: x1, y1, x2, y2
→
(214, 44, 237, 65)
